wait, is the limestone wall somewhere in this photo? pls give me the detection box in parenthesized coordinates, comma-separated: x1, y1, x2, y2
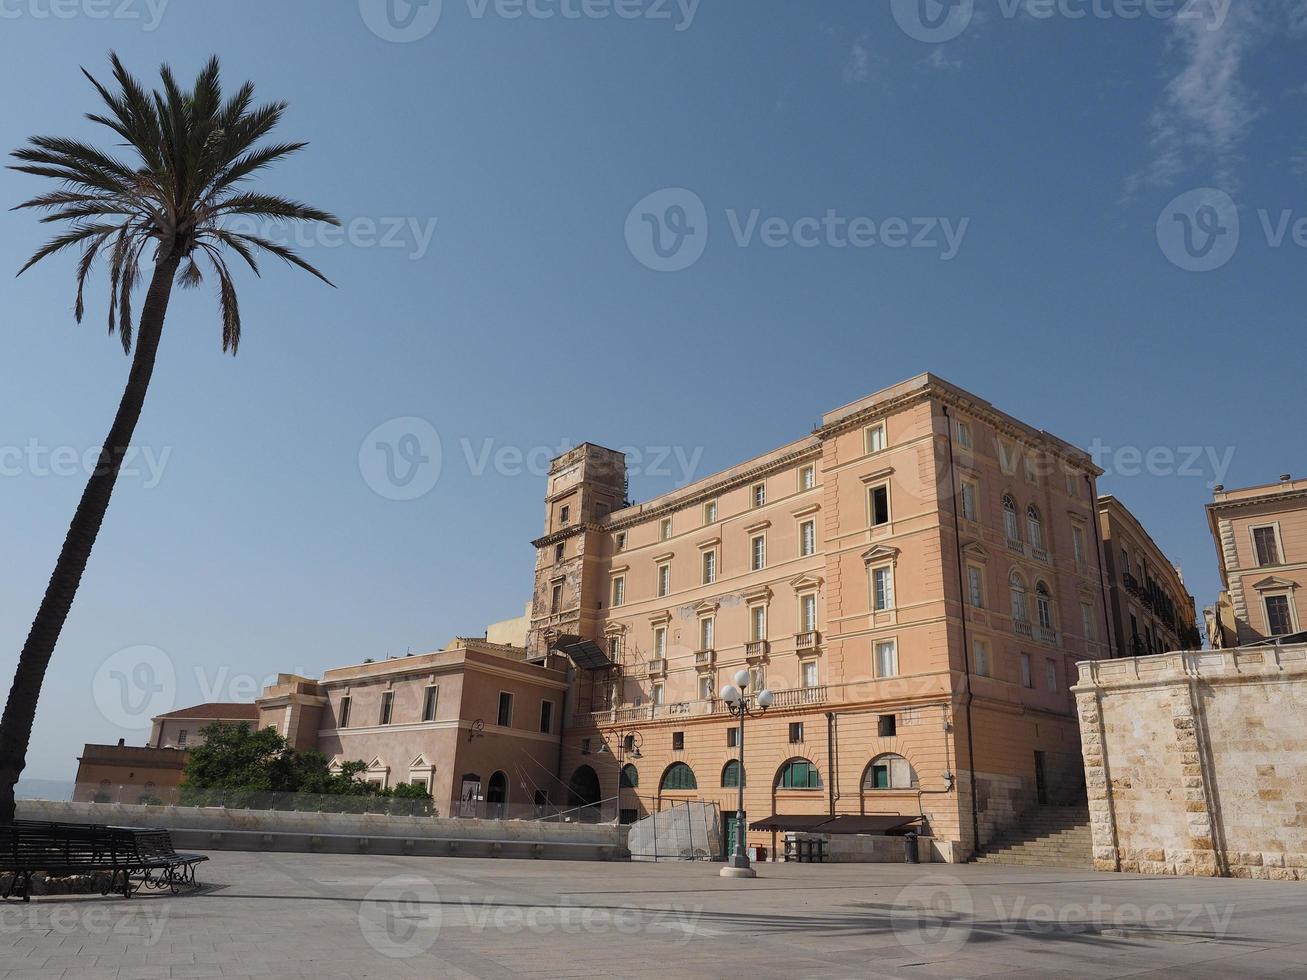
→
(1074, 645, 1307, 879)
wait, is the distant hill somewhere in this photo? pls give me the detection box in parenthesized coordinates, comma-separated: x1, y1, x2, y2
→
(15, 778, 73, 802)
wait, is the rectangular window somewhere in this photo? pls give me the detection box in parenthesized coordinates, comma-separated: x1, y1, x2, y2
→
(609, 633, 623, 659)
(702, 549, 717, 585)
(550, 584, 562, 614)
(657, 563, 671, 597)
(750, 605, 767, 641)
(1253, 526, 1281, 567)
(873, 566, 895, 611)
(865, 424, 887, 454)
(554, 542, 565, 563)
(704, 499, 718, 523)
(672, 731, 685, 751)
(800, 593, 818, 632)
(878, 714, 897, 737)
(539, 699, 553, 734)
(616, 531, 627, 552)
(422, 686, 438, 722)
(799, 519, 816, 557)
(802, 661, 818, 688)
(1020, 653, 1033, 689)
(875, 640, 898, 678)
(999, 442, 1015, 475)
(1073, 526, 1086, 567)
(660, 517, 673, 541)
(751, 534, 767, 571)
(1081, 602, 1095, 641)
(379, 691, 394, 726)
(961, 481, 977, 521)
(869, 485, 890, 527)
(653, 682, 665, 706)
(727, 727, 739, 748)
(497, 692, 514, 727)
(700, 616, 715, 651)
(1024, 455, 1037, 483)
(956, 420, 972, 449)
(751, 482, 766, 508)
(973, 639, 989, 677)
(1045, 658, 1058, 692)
(789, 722, 804, 744)
(1266, 595, 1293, 636)
(968, 565, 985, 608)
(799, 464, 816, 491)
(559, 505, 571, 524)
(654, 626, 667, 658)
(1065, 472, 1079, 498)
(338, 696, 351, 729)
(581, 738, 591, 755)
(177, 729, 188, 747)
(612, 576, 626, 607)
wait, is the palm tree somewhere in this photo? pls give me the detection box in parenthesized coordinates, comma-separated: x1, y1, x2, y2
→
(1, 54, 339, 823)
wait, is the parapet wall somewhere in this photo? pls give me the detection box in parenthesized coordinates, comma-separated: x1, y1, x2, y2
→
(1074, 645, 1307, 879)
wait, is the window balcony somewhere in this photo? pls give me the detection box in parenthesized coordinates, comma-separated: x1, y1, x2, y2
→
(794, 631, 820, 652)
(1037, 626, 1060, 646)
(1014, 620, 1033, 639)
(1031, 547, 1050, 564)
(646, 658, 667, 678)
(771, 685, 828, 709)
(1006, 538, 1025, 556)
(745, 640, 770, 661)
(694, 649, 716, 668)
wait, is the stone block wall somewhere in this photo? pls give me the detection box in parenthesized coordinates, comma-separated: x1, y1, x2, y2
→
(1074, 644, 1307, 879)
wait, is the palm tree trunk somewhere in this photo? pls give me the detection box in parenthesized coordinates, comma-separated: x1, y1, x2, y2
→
(0, 250, 182, 824)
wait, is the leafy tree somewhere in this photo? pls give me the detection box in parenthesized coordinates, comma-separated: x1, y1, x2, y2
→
(0, 54, 339, 822)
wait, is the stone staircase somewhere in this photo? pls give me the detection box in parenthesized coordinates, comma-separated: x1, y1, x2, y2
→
(970, 805, 1093, 870)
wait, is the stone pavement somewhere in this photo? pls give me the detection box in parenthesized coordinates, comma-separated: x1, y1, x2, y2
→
(2, 851, 1306, 979)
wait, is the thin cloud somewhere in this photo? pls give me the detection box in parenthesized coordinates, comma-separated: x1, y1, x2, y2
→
(842, 37, 871, 84)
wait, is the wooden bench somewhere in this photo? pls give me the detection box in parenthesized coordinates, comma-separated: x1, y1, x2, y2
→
(0, 821, 208, 901)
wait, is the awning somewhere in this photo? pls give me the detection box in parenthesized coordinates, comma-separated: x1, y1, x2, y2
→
(748, 814, 832, 832)
(748, 813, 922, 835)
(552, 635, 614, 671)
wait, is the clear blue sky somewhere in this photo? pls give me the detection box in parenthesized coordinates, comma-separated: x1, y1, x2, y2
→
(2, 0, 1304, 782)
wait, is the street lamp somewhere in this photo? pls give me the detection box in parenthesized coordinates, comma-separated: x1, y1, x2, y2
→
(719, 668, 773, 879)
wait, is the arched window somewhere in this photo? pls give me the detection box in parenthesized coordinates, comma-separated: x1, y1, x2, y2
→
(1003, 494, 1021, 542)
(1026, 505, 1044, 551)
(620, 764, 639, 789)
(864, 754, 919, 790)
(721, 760, 745, 788)
(1010, 571, 1028, 623)
(1036, 581, 1054, 630)
(776, 758, 822, 790)
(659, 762, 698, 792)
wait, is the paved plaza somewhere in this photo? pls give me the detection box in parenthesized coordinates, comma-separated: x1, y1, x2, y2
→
(2, 852, 1306, 979)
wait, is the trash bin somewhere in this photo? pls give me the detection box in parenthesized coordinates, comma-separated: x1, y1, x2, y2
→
(903, 831, 920, 864)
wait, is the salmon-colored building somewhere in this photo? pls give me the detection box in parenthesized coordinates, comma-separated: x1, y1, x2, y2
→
(532, 374, 1114, 857)
(1206, 476, 1307, 648)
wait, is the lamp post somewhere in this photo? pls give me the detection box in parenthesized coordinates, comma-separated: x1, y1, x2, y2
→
(596, 731, 643, 820)
(720, 668, 773, 879)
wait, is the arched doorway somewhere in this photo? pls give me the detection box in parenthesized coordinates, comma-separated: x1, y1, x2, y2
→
(568, 765, 602, 822)
(486, 770, 508, 819)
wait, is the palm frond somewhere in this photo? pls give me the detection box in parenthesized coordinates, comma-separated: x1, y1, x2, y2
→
(225, 231, 335, 286)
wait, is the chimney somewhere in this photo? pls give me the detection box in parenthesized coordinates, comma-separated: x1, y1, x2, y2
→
(1280, 474, 1292, 483)
(117, 738, 125, 747)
